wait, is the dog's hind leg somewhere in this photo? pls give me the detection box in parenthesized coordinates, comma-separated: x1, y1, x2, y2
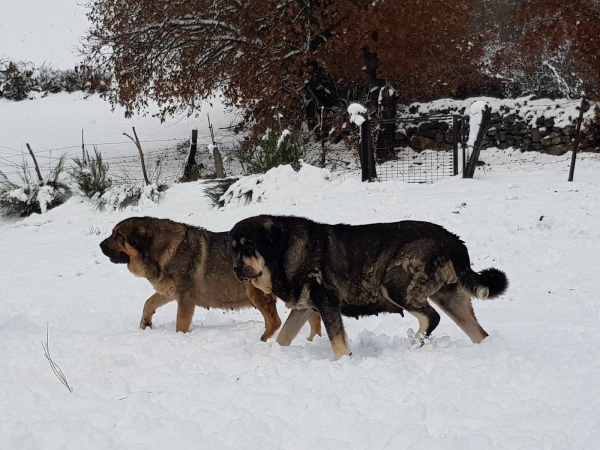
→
(248, 290, 282, 342)
(140, 292, 174, 329)
(381, 285, 440, 340)
(430, 286, 488, 343)
(277, 308, 315, 346)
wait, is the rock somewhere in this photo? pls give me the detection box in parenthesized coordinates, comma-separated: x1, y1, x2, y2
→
(561, 135, 571, 144)
(435, 133, 445, 143)
(523, 139, 532, 146)
(505, 114, 517, 123)
(551, 136, 562, 145)
(409, 135, 435, 151)
(498, 132, 507, 142)
(423, 128, 438, 139)
(544, 118, 555, 128)
(531, 129, 540, 142)
(543, 144, 568, 156)
(549, 131, 561, 139)
(498, 143, 509, 150)
(563, 125, 575, 136)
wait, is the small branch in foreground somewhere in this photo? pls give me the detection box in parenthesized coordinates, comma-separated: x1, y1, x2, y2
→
(41, 323, 73, 393)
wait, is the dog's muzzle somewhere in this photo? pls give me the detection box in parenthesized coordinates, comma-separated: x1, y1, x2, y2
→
(100, 239, 130, 264)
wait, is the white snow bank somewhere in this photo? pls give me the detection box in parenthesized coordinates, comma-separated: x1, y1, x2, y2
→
(219, 163, 331, 209)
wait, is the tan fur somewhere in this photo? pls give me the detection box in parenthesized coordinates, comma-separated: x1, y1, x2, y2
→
(101, 217, 317, 341)
(430, 287, 489, 343)
(244, 253, 274, 295)
(276, 308, 314, 346)
(307, 313, 322, 341)
(330, 334, 351, 360)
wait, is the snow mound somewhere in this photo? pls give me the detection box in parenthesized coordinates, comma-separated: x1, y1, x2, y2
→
(219, 163, 331, 209)
(348, 103, 367, 126)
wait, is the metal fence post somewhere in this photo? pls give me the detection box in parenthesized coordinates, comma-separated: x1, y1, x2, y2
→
(568, 96, 589, 182)
(452, 116, 459, 176)
(360, 119, 373, 182)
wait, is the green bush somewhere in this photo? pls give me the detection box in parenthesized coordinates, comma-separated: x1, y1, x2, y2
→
(0, 155, 71, 217)
(237, 129, 308, 174)
(68, 147, 112, 198)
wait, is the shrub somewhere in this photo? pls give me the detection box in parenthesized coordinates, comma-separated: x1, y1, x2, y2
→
(68, 147, 112, 198)
(0, 155, 71, 217)
(0, 60, 109, 100)
(95, 183, 163, 211)
(237, 128, 308, 174)
(203, 177, 240, 208)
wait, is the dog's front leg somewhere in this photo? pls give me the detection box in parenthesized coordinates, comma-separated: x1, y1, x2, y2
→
(310, 283, 350, 360)
(175, 296, 196, 333)
(277, 308, 314, 346)
(140, 292, 174, 329)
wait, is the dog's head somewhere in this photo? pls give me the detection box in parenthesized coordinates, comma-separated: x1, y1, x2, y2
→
(229, 216, 284, 285)
(100, 217, 155, 266)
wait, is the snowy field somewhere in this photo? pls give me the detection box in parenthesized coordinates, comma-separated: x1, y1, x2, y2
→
(1, 150, 600, 449)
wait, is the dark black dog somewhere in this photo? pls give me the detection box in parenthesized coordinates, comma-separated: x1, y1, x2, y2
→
(230, 215, 508, 359)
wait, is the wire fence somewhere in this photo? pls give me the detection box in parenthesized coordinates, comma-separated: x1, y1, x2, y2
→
(0, 132, 242, 185)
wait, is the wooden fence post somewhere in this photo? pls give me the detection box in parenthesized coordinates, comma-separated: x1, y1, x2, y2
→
(207, 114, 226, 178)
(26, 143, 43, 183)
(568, 96, 590, 182)
(182, 129, 199, 182)
(464, 104, 492, 179)
(123, 127, 149, 185)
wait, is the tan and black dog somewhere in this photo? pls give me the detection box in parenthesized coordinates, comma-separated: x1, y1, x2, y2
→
(230, 215, 508, 359)
(100, 216, 322, 341)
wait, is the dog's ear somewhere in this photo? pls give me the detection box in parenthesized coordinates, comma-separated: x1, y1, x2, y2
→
(127, 226, 153, 256)
(263, 220, 284, 246)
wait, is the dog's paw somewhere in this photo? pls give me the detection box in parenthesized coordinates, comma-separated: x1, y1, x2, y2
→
(407, 328, 426, 348)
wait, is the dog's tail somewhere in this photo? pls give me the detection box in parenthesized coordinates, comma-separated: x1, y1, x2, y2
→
(460, 268, 508, 299)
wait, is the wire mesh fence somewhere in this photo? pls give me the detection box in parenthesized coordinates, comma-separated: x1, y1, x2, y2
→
(363, 116, 459, 183)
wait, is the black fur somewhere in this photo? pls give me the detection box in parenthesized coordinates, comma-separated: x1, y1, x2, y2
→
(230, 215, 508, 355)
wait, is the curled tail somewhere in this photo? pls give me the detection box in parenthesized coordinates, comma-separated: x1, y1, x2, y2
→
(461, 268, 508, 299)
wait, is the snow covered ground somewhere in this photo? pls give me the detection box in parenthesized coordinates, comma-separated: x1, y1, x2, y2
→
(1, 149, 600, 449)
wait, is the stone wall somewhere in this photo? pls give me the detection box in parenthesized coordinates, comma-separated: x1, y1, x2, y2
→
(393, 100, 600, 155)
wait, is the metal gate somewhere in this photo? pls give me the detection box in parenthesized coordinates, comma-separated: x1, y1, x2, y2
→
(359, 115, 463, 183)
